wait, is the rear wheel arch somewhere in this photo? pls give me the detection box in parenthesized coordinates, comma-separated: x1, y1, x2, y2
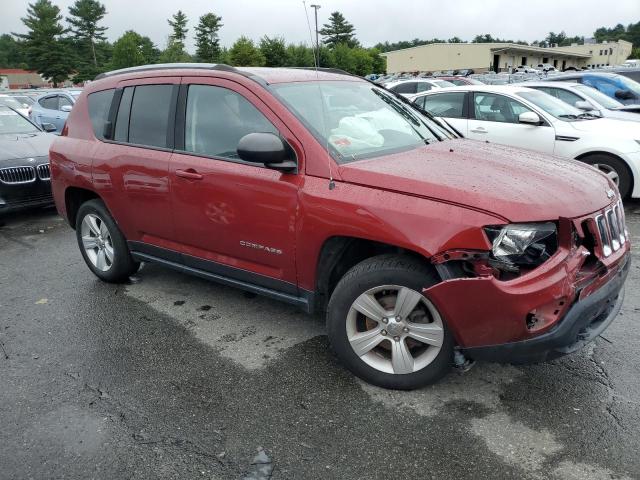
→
(314, 236, 437, 312)
(575, 151, 634, 198)
(64, 187, 100, 229)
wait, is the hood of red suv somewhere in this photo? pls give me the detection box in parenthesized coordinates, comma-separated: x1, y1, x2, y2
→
(339, 139, 613, 222)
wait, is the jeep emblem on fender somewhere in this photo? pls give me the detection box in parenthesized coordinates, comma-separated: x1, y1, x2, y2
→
(607, 189, 615, 199)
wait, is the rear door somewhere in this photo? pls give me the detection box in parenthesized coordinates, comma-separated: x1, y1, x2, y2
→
(414, 91, 469, 135)
(168, 77, 302, 290)
(91, 77, 179, 249)
(466, 92, 555, 153)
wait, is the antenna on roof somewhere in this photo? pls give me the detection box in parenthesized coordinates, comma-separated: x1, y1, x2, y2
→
(303, 1, 335, 190)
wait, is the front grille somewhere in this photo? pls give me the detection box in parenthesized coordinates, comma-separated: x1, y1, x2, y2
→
(36, 163, 50, 180)
(0, 166, 36, 184)
(593, 200, 627, 258)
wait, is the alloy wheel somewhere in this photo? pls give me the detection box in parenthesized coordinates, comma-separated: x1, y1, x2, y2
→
(80, 213, 114, 272)
(346, 285, 444, 375)
(593, 163, 620, 186)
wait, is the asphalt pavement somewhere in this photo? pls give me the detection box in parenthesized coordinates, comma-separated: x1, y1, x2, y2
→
(1, 203, 639, 480)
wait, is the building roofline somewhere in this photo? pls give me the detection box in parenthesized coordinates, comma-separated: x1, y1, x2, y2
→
(380, 42, 593, 58)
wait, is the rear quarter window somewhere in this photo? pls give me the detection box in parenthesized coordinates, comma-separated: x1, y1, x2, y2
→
(87, 89, 115, 140)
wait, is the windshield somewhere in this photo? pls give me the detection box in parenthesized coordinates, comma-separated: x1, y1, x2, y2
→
(271, 81, 453, 163)
(0, 96, 26, 110)
(516, 90, 587, 121)
(574, 84, 623, 109)
(0, 108, 39, 134)
(618, 76, 640, 96)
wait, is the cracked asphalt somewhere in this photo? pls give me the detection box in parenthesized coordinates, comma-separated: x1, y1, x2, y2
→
(1, 202, 639, 480)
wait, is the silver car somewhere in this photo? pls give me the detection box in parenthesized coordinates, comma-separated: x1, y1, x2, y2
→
(30, 90, 82, 134)
(522, 81, 640, 122)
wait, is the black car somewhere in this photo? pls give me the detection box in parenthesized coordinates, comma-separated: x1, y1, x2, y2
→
(0, 106, 56, 216)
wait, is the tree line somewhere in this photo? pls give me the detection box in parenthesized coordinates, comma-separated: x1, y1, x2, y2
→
(0, 1, 385, 85)
(374, 22, 640, 58)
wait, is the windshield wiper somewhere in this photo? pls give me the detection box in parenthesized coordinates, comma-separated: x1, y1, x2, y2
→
(558, 114, 579, 120)
(577, 112, 599, 120)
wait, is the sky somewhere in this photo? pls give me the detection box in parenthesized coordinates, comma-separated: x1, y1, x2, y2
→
(3, 0, 639, 52)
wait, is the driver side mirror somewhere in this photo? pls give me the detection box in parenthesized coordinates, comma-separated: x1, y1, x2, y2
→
(574, 100, 594, 111)
(60, 105, 72, 112)
(237, 133, 297, 173)
(518, 111, 542, 125)
(41, 123, 57, 133)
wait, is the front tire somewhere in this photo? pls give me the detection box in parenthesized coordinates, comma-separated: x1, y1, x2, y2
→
(327, 255, 454, 390)
(580, 154, 632, 199)
(75, 199, 139, 283)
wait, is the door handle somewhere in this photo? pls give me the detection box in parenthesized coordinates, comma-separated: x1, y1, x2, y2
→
(470, 127, 487, 133)
(175, 168, 203, 180)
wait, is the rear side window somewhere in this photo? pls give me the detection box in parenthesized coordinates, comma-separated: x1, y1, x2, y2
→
(87, 89, 114, 139)
(416, 82, 432, 93)
(113, 85, 173, 148)
(128, 85, 173, 148)
(184, 85, 277, 159)
(39, 96, 58, 110)
(421, 92, 466, 118)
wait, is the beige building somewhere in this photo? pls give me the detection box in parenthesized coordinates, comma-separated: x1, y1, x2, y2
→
(381, 39, 633, 73)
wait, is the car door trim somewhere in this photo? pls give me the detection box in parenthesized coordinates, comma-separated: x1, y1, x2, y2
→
(128, 241, 314, 312)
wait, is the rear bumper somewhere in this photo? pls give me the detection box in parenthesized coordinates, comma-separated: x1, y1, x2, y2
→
(462, 254, 630, 364)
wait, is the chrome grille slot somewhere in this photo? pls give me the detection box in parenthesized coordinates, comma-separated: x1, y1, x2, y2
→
(593, 203, 628, 258)
(37, 163, 50, 180)
(0, 166, 36, 184)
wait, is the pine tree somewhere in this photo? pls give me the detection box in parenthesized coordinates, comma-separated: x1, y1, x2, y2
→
(14, 0, 73, 86)
(168, 10, 188, 43)
(195, 13, 223, 62)
(259, 36, 287, 67)
(319, 11, 358, 48)
(66, 0, 107, 67)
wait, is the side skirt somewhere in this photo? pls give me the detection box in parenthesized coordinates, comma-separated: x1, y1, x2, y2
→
(129, 249, 315, 313)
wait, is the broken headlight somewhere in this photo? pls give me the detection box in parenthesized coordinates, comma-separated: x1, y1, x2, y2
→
(484, 223, 557, 272)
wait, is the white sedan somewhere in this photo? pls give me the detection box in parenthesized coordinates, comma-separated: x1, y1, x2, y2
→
(410, 85, 640, 198)
(385, 79, 455, 97)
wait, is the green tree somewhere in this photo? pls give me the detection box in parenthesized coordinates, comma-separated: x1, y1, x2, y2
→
(319, 11, 358, 48)
(111, 30, 158, 69)
(259, 36, 287, 67)
(14, 0, 73, 86)
(160, 38, 191, 63)
(330, 43, 355, 72)
(0, 34, 28, 68)
(168, 10, 188, 43)
(284, 43, 315, 67)
(229, 36, 265, 66)
(195, 12, 223, 62)
(66, 0, 107, 67)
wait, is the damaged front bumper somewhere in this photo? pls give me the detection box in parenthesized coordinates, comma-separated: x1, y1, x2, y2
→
(424, 214, 631, 364)
(461, 253, 629, 363)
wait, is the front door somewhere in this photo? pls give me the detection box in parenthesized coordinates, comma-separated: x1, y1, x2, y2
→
(466, 92, 555, 154)
(169, 78, 301, 291)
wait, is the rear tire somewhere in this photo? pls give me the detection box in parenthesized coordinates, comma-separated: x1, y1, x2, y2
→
(580, 154, 632, 199)
(75, 199, 139, 283)
(327, 254, 454, 390)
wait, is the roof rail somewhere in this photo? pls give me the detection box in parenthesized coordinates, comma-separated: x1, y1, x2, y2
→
(94, 63, 238, 80)
(288, 66, 355, 77)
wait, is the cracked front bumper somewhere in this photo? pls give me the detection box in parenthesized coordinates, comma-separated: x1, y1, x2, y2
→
(462, 254, 629, 364)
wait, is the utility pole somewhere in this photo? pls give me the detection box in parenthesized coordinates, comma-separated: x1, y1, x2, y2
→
(310, 4, 321, 66)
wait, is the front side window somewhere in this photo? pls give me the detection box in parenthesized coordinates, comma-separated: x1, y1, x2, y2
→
(271, 81, 452, 163)
(421, 92, 466, 119)
(87, 89, 115, 140)
(124, 85, 173, 148)
(547, 88, 583, 106)
(574, 84, 622, 109)
(473, 93, 533, 123)
(59, 95, 73, 109)
(184, 85, 277, 159)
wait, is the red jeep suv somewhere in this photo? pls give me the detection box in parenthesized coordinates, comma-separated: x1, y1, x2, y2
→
(50, 64, 630, 389)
